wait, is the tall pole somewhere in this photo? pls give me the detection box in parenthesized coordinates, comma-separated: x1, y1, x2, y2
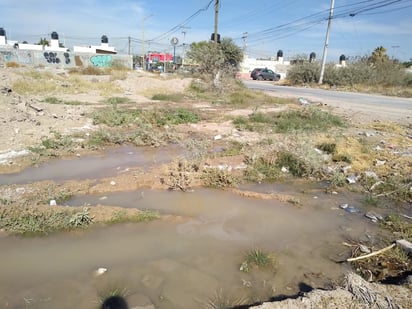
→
(214, 0, 219, 47)
(141, 14, 153, 71)
(319, 0, 335, 85)
(128, 36, 131, 55)
(141, 17, 145, 70)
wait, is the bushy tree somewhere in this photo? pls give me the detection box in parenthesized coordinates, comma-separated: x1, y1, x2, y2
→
(38, 38, 49, 46)
(186, 38, 243, 81)
(368, 46, 389, 65)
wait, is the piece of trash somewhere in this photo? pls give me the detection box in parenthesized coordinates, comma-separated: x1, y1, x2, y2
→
(94, 267, 107, 277)
(298, 97, 310, 105)
(359, 244, 371, 254)
(401, 214, 412, 220)
(375, 159, 386, 166)
(214, 134, 222, 140)
(365, 211, 383, 223)
(346, 174, 358, 184)
(49, 199, 57, 206)
(99, 196, 108, 200)
(339, 204, 360, 213)
(281, 166, 289, 173)
(345, 206, 360, 213)
(110, 181, 116, 186)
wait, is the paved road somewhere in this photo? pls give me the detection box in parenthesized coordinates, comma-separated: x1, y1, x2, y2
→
(243, 80, 412, 122)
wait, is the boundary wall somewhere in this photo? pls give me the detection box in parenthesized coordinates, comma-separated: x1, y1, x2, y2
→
(0, 48, 132, 69)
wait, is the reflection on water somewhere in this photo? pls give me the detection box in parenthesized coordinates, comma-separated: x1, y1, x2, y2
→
(0, 145, 183, 185)
(0, 188, 380, 308)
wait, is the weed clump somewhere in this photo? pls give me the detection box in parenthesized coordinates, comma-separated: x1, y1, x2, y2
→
(201, 168, 240, 189)
(0, 206, 93, 236)
(276, 151, 312, 177)
(276, 107, 346, 132)
(240, 248, 277, 273)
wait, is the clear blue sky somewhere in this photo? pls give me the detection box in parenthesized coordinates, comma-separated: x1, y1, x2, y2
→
(1, 0, 411, 62)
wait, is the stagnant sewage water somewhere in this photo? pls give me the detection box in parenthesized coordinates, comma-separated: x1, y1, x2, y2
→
(0, 145, 183, 185)
(0, 147, 384, 309)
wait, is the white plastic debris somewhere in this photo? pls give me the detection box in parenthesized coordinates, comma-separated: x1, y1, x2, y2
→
(298, 97, 310, 105)
(110, 181, 116, 186)
(346, 174, 358, 184)
(281, 166, 289, 173)
(94, 267, 107, 277)
(214, 134, 222, 140)
(49, 199, 57, 206)
(375, 159, 386, 166)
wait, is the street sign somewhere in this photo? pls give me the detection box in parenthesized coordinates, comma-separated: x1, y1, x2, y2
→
(170, 37, 179, 46)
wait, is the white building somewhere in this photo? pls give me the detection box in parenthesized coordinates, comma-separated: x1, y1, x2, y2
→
(73, 35, 116, 54)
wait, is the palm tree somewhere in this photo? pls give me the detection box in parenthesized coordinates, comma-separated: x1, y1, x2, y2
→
(369, 46, 389, 64)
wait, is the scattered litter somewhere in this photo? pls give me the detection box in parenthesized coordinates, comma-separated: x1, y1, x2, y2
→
(364, 171, 379, 180)
(359, 131, 375, 137)
(281, 166, 289, 173)
(49, 199, 57, 206)
(331, 191, 338, 195)
(94, 267, 107, 277)
(396, 239, 412, 254)
(99, 196, 108, 200)
(375, 159, 386, 166)
(110, 181, 116, 186)
(15, 187, 25, 194)
(359, 244, 371, 254)
(346, 174, 358, 184)
(313, 196, 318, 199)
(339, 204, 360, 213)
(341, 165, 352, 173)
(214, 134, 222, 140)
(298, 97, 310, 105)
(365, 212, 383, 223)
(374, 145, 384, 151)
(401, 214, 412, 220)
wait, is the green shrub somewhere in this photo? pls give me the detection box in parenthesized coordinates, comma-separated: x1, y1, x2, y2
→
(240, 248, 277, 273)
(275, 107, 346, 132)
(276, 151, 311, 177)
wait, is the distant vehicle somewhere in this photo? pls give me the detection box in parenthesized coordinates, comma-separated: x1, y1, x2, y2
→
(250, 68, 281, 81)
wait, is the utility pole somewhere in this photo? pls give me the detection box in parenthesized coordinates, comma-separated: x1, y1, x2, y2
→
(180, 26, 190, 66)
(128, 36, 131, 55)
(319, 0, 335, 85)
(214, 0, 219, 47)
(141, 14, 153, 71)
(242, 32, 248, 53)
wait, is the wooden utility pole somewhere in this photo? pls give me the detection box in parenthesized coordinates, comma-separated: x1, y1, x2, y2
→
(319, 0, 335, 84)
(214, 0, 219, 47)
(128, 36, 131, 55)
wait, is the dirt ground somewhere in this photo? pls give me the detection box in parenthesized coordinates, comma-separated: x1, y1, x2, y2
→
(1, 66, 411, 308)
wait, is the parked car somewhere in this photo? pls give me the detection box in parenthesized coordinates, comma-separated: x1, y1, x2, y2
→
(250, 68, 281, 81)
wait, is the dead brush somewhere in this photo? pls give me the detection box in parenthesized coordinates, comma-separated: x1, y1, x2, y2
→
(161, 159, 198, 191)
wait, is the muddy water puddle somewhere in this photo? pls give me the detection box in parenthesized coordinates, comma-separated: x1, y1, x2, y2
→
(0, 187, 382, 309)
(0, 145, 183, 185)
